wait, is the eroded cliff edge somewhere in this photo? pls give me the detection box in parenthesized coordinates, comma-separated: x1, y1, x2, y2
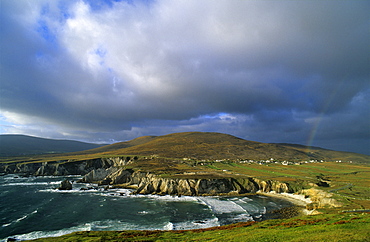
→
(0, 157, 299, 195)
(80, 167, 297, 196)
(0, 157, 341, 209)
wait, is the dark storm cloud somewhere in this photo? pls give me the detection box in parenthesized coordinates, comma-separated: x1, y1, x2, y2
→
(0, 0, 369, 154)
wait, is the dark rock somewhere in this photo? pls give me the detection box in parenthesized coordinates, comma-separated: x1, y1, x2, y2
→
(316, 181, 330, 187)
(58, 179, 72, 190)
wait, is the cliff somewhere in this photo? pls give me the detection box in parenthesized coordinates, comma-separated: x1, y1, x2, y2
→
(80, 167, 299, 196)
(0, 157, 342, 209)
(0, 157, 301, 195)
(0, 157, 131, 176)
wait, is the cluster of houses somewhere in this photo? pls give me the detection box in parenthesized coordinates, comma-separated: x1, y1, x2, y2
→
(237, 158, 352, 165)
(238, 158, 324, 166)
(185, 157, 352, 167)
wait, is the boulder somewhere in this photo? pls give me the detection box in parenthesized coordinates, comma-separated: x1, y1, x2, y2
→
(58, 179, 72, 190)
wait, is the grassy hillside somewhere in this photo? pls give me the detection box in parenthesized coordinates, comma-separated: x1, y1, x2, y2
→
(83, 132, 369, 163)
(2, 132, 370, 241)
(30, 212, 370, 242)
(2, 132, 367, 162)
(71, 135, 157, 155)
(0, 135, 105, 157)
(1, 132, 368, 210)
(276, 143, 369, 163)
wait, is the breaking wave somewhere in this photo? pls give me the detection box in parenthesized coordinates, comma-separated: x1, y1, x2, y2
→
(0, 175, 293, 241)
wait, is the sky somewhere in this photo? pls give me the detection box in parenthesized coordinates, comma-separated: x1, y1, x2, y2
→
(0, 0, 369, 155)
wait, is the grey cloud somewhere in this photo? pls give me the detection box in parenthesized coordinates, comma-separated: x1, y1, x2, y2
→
(0, 0, 369, 154)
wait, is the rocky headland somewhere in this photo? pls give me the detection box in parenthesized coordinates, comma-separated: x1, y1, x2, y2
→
(80, 168, 295, 196)
(0, 156, 342, 211)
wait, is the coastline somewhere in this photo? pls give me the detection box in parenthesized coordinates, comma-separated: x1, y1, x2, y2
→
(257, 191, 321, 216)
(257, 191, 311, 207)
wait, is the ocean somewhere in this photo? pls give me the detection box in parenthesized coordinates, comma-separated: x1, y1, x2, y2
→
(0, 175, 293, 241)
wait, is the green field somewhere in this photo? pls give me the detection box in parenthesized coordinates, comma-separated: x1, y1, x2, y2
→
(1, 132, 369, 241)
(30, 212, 370, 242)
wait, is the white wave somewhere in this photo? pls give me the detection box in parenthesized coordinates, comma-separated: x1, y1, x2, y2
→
(197, 197, 249, 214)
(173, 217, 220, 230)
(113, 188, 132, 195)
(86, 219, 175, 231)
(257, 195, 268, 199)
(2, 182, 51, 186)
(98, 188, 132, 197)
(232, 197, 267, 215)
(39, 187, 104, 193)
(163, 222, 174, 230)
(134, 194, 199, 203)
(2, 210, 38, 229)
(1, 180, 68, 186)
(3, 223, 91, 241)
(241, 197, 253, 202)
(268, 201, 278, 207)
(3, 176, 31, 180)
(138, 210, 149, 214)
(235, 201, 260, 214)
(15, 214, 28, 223)
(3, 220, 133, 241)
(233, 213, 254, 222)
(36, 175, 82, 179)
(63, 175, 83, 178)
(261, 207, 266, 214)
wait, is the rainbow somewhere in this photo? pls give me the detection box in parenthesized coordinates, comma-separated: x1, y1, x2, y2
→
(306, 78, 345, 149)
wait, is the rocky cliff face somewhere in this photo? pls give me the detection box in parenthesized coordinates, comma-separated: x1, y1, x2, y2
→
(0, 158, 303, 196)
(80, 167, 300, 196)
(0, 157, 131, 176)
(0, 157, 342, 208)
(300, 188, 342, 209)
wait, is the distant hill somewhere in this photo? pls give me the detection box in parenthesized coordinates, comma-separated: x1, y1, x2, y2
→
(73, 135, 157, 155)
(275, 143, 369, 163)
(2, 132, 368, 163)
(74, 132, 369, 163)
(0, 135, 106, 156)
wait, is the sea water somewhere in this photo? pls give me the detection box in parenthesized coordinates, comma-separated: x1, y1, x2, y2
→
(0, 175, 293, 241)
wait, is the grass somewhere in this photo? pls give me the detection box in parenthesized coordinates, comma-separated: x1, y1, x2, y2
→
(30, 213, 370, 242)
(16, 131, 365, 163)
(1, 132, 370, 241)
(1, 153, 369, 210)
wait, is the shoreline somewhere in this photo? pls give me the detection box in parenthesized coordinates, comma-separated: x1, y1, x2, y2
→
(257, 191, 311, 207)
(257, 191, 321, 216)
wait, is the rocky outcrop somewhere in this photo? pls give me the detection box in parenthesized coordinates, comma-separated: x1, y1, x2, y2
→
(0, 157, 312, 197)
(58, 179, 72, 190)
(79, 167, 119, 183)
(300, 188, 342, 209)
(0, 157, 132, 176)
(80, 168, 302, 196)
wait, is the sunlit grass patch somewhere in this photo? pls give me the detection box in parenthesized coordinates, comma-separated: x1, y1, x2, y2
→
(30, 213, 370, 242)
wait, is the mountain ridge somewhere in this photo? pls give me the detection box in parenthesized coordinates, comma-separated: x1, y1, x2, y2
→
(0, 132, 368, 163)
(0, 134, 106, 157)
(76, 132, 369, 163)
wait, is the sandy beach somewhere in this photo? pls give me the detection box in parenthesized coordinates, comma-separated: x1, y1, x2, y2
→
(257, 191, 311, 206)
(256, 191, 321, 216)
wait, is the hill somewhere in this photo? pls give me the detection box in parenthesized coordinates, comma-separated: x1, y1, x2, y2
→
(0, 134, 106, 156)
(77, 132, 369, 163)
(1, 132, 368, 164)
(73, 135, 157, 155)
(2, 132, 369, 241)
(275, 143, 369, 163)
(30, 212, 370, 242)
